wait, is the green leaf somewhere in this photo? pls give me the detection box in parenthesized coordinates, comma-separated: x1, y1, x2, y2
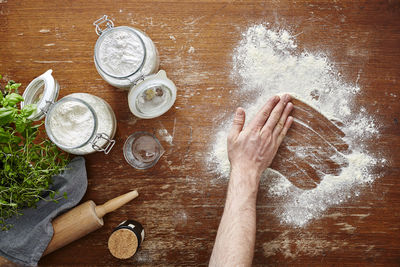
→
(15, 120, 26, 133)
(0, 75, 68, 231)
(5, 80, 20, 93)
(21, 104, 37, 118)
(10, 83, 21, 90)
(0, 107, 16, 125)
(0, 131, 10, 143)
(5, 93, 24, 106)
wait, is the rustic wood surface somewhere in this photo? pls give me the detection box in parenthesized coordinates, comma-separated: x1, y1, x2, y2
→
(0, 0, 399, 266)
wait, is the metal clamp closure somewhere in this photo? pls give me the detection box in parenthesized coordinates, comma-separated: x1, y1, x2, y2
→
(93, 15, 114, 36)
(91, 133, 115, 154)
(128, 74, 145, 86)
(40, 100, 54, 115)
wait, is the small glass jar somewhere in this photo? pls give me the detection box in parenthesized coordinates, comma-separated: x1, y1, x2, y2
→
(123, 132, 164, 169)
(21, 70, 117, 155)
(93, 15, 160, 89)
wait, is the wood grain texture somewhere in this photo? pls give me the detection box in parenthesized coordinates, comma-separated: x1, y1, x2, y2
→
(0, 0, 399, 266)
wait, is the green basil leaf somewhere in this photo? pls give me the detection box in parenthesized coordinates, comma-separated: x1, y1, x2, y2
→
(15, 120, 26, 133)
(21, 104, 37, 118)
(10, 83, 21, 90)
(5, 93, 24, 106)
(0, 107, 16, 126)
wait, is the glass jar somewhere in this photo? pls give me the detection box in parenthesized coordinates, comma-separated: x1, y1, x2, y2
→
(21, 69, 117, 155)
(123, 132, 164, 169)
(93, 15, 160, 89)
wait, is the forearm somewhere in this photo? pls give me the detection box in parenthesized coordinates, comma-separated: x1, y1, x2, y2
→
(209, 95, 293, 266)
(209, 168, 259, 267)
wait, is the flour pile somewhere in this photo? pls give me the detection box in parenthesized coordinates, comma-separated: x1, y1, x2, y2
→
(209, 24, 384, 227)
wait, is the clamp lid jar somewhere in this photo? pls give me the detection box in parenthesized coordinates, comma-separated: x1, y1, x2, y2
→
(93, 15, 160, 89)
(22, 70, 117, 155)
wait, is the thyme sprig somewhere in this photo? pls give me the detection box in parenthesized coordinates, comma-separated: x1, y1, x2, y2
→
(0, 76, 68, 230)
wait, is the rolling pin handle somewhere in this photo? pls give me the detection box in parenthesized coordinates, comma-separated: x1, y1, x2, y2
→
(95, 190, 139, 218)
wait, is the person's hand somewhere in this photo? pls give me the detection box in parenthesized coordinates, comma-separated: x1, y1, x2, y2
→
(227, 94, 294, 179)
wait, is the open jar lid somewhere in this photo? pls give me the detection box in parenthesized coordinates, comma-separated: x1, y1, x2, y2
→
(21, 69, 60, 121)
(128, 70, 177, 119)
(94, 15, 146, 79)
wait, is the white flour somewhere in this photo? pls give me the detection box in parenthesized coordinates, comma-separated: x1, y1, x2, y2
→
(209, 24, 384, 227)
(49, 99, 95, 147)
(68, 93, 116, 155)
(99, 29, 145, 77)
(49, 93, 116, 155)
(97, 27, 159, 88)
(158, 129, 173, 145)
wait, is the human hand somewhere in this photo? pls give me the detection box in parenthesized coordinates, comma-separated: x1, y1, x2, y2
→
(227, 94, 294, 179)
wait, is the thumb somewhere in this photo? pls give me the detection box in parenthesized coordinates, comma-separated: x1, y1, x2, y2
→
(229, 107, 246, 139)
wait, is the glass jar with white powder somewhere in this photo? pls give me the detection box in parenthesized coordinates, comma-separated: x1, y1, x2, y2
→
(21, 70, 117, 155)
(93, 15, 160, 89)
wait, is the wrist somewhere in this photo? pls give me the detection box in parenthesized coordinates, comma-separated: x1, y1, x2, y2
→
(228, 167, 261, 199)
(230, 166, 261, 181)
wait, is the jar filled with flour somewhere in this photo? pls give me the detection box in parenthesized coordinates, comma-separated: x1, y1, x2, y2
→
(93, 15, 177, 119)
(93, 15, 160, 89)
(21, 70, 117, 155)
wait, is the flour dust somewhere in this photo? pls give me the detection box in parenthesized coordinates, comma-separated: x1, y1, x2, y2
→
(208, 24, 385, 227)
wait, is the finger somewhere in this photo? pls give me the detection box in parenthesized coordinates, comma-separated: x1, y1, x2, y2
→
(272, 102, 293, 139)
(228, 107, 246, 140)
(277, 116, 294, 145)
(248, 95, 280, 131)
(262, 94, 292, 133)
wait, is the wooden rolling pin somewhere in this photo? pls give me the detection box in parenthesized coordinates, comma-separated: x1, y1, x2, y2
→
(43, 190, 139, 256)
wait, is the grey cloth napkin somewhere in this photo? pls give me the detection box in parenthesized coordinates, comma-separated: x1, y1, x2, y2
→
(0, 156, 87, 266)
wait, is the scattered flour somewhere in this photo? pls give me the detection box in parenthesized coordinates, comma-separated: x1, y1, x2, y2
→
(209, 24, 384, 227)
(158, 128, 173, 145)
(188, 46, 195, 54)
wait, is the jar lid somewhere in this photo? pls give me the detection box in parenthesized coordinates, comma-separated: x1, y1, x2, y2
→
(45, 97, 98, 150)
(128, 70, 177, 119)
(94, 21, 146, 79)
(21, 69, 60, 121)
(108, 220, 144, 259)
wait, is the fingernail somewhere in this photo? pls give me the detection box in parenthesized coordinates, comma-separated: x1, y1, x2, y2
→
(236, 108, 244, 115)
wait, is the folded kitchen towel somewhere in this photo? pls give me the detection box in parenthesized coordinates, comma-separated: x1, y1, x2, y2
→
(0, 157, 87, 266)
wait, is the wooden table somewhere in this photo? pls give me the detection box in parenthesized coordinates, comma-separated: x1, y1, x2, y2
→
(0, 0, 399, 266)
